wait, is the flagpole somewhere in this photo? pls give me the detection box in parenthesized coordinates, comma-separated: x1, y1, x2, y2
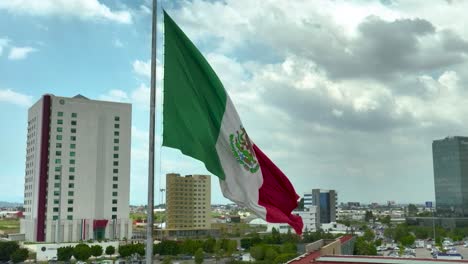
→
(146, 0, 157, 263)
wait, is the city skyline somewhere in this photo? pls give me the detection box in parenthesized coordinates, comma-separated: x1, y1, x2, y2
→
(3, 0, 468, 205)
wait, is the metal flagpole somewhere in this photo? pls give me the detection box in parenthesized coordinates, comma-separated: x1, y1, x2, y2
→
(146, 0, 158, 263)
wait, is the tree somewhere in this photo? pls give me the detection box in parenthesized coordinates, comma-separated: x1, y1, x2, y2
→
(380, 215, 391, 226)
(240, 238, 252, 250)
(105, 245, 115, 257)
(281, 243, 296, 255)
(274, 253, 297, 264)
(407, 204, 418, 217)
(194, 248, 204, 264)
(0, 241, 19, 261)
(250, 245, 265, 261)
(162, 256, 173, 264)
(73, 244, 92, 262)
(203, 238, 216, 253)
(90, 245, 103, 257)
(57, 246, 74, 261)
(400, 235, 415, 247)
(10, 248, 28, 263)
(365, 211, 374, 222)
(363, 229, 375, 242)
(156, 240, 180, 256)
(354, 237, 377, 256)
(265, 247, 278, 262)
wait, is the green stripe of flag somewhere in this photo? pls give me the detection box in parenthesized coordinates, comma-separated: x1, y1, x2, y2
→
(163, 11, 227, 180)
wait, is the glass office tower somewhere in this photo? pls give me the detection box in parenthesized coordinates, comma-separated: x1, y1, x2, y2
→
(433, 136, 468, 217)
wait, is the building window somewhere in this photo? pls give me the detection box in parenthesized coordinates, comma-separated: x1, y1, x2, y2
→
(112, 207, 117, 212)
(69, 167, 75, 172)
(57, 119, 63, 125)
(68, 199, 73, 204)
(53, 207, 59, 212)
(67, 208, 73, 212)
(56, 151, 61, 156)
(57, 127, 63, 132)
(58, 112, 63, 117)
(53, 216, 59, 220)
(56, 135, 62, 140)
(112, 192, 118, 196)
(113, 169, 118, 173)
(71, 136, 76, 141)
(67, 215, 73, 220)
(112, 199, 117, 204)
(72, 113, 77, 118)
(113, 161, 118, 166)
(70, 144, 76, 149)
(113, 176, 118, 181)
(54, 191, 60, 196)
(71, 120, 77, 126)
(113, 154, 119, 158)
(114, 146, 119, 151)
(71, 128, 76, 133)
(68, 183, 74, 188)
(69, 175, 74, 181)
(56, 143, 62, 148)
(115, 116, 120, 121)
(114, 138, 119, 143)
(113, 184, 118, 189)
(114, 124, 119, 129)
(55, 159, 61, 164)
(68, 191, 74, 196)
(112, 215, 117, 219)
(70, 159, 75, 164)
(54, 183, 60, 188)
(55, 175, 60, 180)
(54, 199, 59, 204)
(114, 131, 119, 136)
(70, 152, 75, 157)
(55, 166, 61, 172)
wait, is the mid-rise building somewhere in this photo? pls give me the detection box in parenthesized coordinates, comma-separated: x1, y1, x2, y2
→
(304, 189, 337, 224)
(21, 94, 132, 242)
(165, 173, 211, 238)
(294, 206, 318, 233)
(433, 136, 468, 216)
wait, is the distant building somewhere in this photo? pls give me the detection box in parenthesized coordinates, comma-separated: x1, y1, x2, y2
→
(295, 207, 318, 233)
(305, 189, 337, 224)
(433, 136, 468, 216)
(347, 202, 360, 208)
(21, 94, 132, 242)
(164, 173, 213, 238)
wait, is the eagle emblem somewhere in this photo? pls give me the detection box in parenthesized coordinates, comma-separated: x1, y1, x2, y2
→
(229, 126, 259, 173)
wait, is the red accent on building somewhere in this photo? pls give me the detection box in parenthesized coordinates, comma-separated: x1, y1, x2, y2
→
(93, 220, 109, 230)
(339, 235, 353, 244)
(288, 251, 321, 264)
(37, 95, 51, 241)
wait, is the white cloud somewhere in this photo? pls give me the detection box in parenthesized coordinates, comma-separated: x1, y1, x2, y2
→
(131, 84, 150, 108)
(98, 89, 128, 102)
(0, 0, 132, 24)
(132, 59, 150, 78)
(0, 89, 33, 107)
(113, 38, 123, 48)
(8, 46, 37, 60)
(0, 37, 10, 56)
(140, 5, 151, 15)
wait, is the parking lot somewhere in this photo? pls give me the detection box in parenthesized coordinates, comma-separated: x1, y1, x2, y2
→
(414, 246, 468, 259)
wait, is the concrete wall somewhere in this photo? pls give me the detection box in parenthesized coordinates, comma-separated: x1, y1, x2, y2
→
(320, 239, 341, 256)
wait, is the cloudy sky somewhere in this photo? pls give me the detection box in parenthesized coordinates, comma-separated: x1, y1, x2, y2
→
(1, 0, 468, 205)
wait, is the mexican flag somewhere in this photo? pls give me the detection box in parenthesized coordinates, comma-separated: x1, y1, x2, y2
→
(162, 11, 303, 234)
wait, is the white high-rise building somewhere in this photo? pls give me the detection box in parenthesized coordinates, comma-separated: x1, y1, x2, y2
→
(21, 94, 132, 242)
